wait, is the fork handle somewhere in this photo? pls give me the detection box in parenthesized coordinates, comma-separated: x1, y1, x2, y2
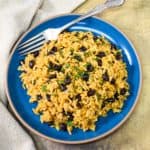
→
(60, 0, 122, 31)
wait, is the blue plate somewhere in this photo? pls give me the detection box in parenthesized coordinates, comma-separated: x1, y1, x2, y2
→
(6, 14, 142, 144)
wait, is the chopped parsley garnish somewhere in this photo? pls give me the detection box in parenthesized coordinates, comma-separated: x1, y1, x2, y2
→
(41, 85, 47, 92)
(67, 120, 73, 126)
(64, 63, 70, 68)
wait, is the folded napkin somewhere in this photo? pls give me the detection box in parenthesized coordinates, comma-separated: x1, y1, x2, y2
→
(0, 0, 85, 149)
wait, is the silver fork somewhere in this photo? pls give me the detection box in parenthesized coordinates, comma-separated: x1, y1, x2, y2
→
(18, 0, 125, 56)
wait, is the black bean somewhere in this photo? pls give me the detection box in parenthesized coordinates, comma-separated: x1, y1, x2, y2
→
(68, 96, 73, 100)
(66, 112, 73, 121)
(102, 71, 109, 81)
(87, 89, 96, 96)
(75, 94, 82, 108)
(81, 35, 88, 40)
(48, 62, 54, 70)
(100, 38, 104, 44)
(32, 51, 39, 57)
(47, 51, 53, 55)
(59, 123, 67, 131)
(110, 78, 116, 85)
(40, 112, 44, 115)
(101, 102, 106, 108)
(36, 94, 42, 100)
(105, 98, 115, 103)
(29, 60, 35, 69)
(76, 101, 82, 108)
(46, 121, 54, 126)
(64, 75, 71, 85)
(62, 109, 66, 115)
(46, 94, 51, 101)
(96, 52, 106, 58)
(49, 74, 57, 79)
(115, 52, 122, 60)
(122, 76, 127, 80)
(74, 55, 82, 61)
(81, 72, 89, 81)
(114, 92, 119, 100)
(111, 43, 117, 50)
(53, 64, 62, 71)
(70, 49, 74, 55)
(74, 32, 79, 36)
(47, 46, 57, 55)
(80, 46, 87, 52)
(87, 120, 93, 125)
(47, 40, 51, 44)
(59, 84, 67, 91)
(120, 88, 127, 95)
(93, 36, 99, 41)
(66, 111, 72, 116)
(97, 59, 102, 66)
(21, 70, 27, 73)
(86, 63, 94, 72)
(102, 97, 115, 108)
(75, 94, 81, 101)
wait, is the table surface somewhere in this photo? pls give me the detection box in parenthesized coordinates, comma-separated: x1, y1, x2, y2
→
(33, 0, 150, 149)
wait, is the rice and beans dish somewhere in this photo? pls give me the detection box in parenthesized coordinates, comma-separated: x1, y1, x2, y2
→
(18, 31, 129, 134)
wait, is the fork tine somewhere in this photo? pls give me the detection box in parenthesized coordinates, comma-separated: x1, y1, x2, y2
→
(21, 47, 41, 56)
(19, 41, 44, 54)
(18, 36, 45, 51)
(18, 32, 43, 49)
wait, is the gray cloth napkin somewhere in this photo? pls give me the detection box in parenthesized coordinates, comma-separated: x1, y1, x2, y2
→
(0, 0, 85, 149)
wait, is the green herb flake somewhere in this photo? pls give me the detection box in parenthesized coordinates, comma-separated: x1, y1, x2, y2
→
(79, 71, 86, 78)
(59, 50, 64, 57)
(61, 64, 70, 72)
(41, 85, 47, 92)
(70, 48, 74, 54)
(75, 74, 80, 79)
(61, 67, 65, 72)
(99, 79, 103, 85)
(84, 62, 91, 67)
(92, 57, 98, 61)
(57, 80, 64, 84)
(75, 69, 88, 79)
(73, 66, 80, 72)
(73, 54, 82, 61)
(67, 120, 73, 126)
(84, 52, 90, 57)
(96, 39, 99, 43)
(64, 63, 70, 68)
(51, 93, 57, 97)
(47, 63, 53, 71)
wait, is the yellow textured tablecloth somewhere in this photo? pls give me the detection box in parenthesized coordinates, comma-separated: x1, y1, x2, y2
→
(34, 1, 150, 149)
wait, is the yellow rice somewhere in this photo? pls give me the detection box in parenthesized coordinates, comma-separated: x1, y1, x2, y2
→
(18, 31, 129, 134)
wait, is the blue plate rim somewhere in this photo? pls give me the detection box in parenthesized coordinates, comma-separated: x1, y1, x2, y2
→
(5, 13, 142, 144)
